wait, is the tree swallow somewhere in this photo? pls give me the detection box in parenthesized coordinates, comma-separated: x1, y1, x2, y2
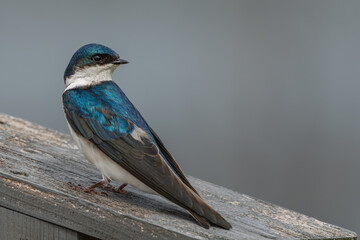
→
(62, 43, 232, 229)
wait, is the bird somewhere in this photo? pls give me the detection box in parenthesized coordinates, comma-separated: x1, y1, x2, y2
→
(62, 43, 232, 230)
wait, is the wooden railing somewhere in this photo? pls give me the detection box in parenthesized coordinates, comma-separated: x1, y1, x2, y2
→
(0, 114, 356, 240)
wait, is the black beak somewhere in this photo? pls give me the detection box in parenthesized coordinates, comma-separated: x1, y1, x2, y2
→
(113, 58, 129, 65)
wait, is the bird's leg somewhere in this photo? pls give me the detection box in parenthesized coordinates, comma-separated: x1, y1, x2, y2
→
(118, 183, 128, 191)
(85, 175, 111, 192)
(117, 183, 129, 194)
(68, 178, 108, 196)
(102, 183, 129, 195)
(84, 179, 107, 193)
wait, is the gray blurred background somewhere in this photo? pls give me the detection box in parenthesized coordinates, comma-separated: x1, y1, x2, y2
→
(0, 0, 359, 234)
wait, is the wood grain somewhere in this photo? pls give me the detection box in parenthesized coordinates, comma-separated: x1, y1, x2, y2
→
(0, 113, 356, 240)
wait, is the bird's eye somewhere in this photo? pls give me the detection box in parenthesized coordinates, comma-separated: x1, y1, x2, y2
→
(91, 55, 102, 62)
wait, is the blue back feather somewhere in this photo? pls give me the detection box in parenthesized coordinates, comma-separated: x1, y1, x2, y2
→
(64, 82, 152, 137)
(63, 81, 179, 175)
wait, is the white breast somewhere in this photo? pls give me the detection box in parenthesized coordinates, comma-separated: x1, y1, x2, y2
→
(68, 124, 156, 194)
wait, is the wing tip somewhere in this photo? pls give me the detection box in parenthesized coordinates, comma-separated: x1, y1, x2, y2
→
(189, 210, 232, 230)
(216, 216, 233, 230)
(189, 211, 211, 229)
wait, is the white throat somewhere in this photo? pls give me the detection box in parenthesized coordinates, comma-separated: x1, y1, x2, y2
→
(65, 63, 118, 91)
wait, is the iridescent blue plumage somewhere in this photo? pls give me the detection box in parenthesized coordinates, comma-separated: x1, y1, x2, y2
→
(63, 81, 176, 172)
(63, 81, 149, 134)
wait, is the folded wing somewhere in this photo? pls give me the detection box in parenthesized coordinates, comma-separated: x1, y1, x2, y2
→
(63, 88, 231, 229)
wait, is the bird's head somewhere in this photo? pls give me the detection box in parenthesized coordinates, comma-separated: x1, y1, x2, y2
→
(64, 43, 128, 88)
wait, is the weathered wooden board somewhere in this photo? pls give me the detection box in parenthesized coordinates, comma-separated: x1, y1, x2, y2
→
(0, 113, 357, 240)
(0, 206, 84, 240)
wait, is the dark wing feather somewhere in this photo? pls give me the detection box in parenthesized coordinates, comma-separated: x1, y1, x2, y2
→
(97, 134, 232, 229)
(149, 128, 200, 196)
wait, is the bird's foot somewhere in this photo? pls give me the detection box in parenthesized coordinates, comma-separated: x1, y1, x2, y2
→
(102, 183, 129, 195)
(84, 188, 108, 196)
(67, 181, 108, 196)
